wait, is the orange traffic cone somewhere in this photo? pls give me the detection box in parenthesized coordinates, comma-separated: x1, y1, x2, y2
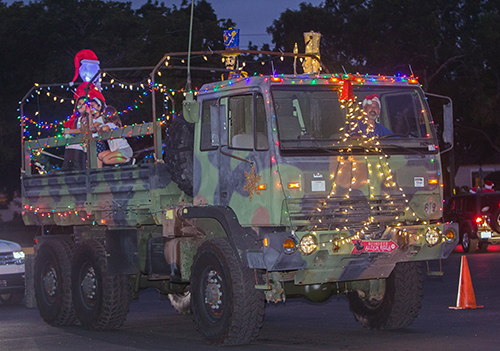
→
(449, 255, 484, 310)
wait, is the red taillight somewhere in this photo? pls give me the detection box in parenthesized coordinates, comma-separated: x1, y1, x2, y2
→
(476, 217, 484, 225)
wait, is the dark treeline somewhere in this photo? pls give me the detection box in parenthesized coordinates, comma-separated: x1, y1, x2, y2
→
(267, 0, 500, 191)
(1, 0, 498, 196)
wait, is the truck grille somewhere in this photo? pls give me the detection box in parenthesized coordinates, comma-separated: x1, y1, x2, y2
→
(286, 195, 406, 233)
(0, 252, 16, 265)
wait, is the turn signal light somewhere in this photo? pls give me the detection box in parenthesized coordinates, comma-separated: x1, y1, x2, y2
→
(445, 229, 456, 241)
(283, 238, 296, 254)
(429, 178, 438, 185)
(288, 182, 300, 189)
(258, 184, 266, 190)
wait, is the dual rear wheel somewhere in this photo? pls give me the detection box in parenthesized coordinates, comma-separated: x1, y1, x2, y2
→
(34, 238, 130, 330)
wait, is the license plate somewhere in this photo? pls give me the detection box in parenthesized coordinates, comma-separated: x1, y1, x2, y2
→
(479, 231, 492, 239)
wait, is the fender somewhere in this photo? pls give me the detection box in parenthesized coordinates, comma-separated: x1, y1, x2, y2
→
(180, 205, 261, 267)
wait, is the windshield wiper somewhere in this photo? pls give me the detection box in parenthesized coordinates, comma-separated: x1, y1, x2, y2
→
(381, 144, 426, 158)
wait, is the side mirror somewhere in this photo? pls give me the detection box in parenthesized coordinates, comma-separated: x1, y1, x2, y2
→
(182, 92, 200, 123)
(442, 101, 453, 145)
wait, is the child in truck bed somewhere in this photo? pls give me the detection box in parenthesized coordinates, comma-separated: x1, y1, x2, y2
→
(97, 106, 134, 167)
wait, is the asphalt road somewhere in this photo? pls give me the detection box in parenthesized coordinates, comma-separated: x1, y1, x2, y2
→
(1, 247, 500, 351)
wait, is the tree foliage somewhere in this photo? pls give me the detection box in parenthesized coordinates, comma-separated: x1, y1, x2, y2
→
(2, 0, 500, 196)
(267, 0, 500, 176)
(0, 0, 233, 197)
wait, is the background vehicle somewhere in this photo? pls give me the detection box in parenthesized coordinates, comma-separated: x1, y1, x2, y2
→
(0, 239, 25, 305)
(20, 34, 458, 345)
(444, 193, 500, 252)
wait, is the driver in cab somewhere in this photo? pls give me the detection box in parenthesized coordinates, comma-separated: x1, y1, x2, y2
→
(351, 94, 392, 138)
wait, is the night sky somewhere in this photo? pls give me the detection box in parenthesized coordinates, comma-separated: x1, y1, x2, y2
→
(2, 0, 325, 48)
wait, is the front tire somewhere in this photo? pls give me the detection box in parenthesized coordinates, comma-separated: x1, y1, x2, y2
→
(348, 262, 423, 330)
(34, 238, 77, 325)
(190, 238, 265, 345)
(461, 230, 478, 253)
(71, 240, 130, 330)
(0, 293, 24, 305)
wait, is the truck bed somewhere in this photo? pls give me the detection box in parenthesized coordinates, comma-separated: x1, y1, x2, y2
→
(22, 163, 188, 227)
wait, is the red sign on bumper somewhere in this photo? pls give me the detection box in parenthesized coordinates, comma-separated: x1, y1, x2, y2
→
(351, 240, 398, 254)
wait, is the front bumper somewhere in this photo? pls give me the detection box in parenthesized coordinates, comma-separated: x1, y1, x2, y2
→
(0, 273, 25, 294)
(247, 222, 458, 285)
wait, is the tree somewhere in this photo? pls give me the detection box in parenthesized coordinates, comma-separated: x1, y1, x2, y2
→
(0, 0, 234, 197)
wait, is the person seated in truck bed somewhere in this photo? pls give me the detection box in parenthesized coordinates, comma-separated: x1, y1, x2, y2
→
(97, 106, 134, 167)
(61, 83, 106, 171)
(61, 96, 89, 171)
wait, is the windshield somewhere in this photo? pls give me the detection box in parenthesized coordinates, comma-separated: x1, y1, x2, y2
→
(272, 85, 436, 153)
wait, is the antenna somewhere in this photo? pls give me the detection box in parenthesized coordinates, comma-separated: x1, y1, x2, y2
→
(342, 65, 347, 75)
(186, 0, 195, 91)
(409, 64, 414, 76)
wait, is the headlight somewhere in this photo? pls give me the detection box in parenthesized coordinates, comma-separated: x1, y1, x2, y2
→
(300, 234, 318, 255)
(13, 251, 25, 259)
(13, 250, 25, 264)
(425, 227, 440, 246)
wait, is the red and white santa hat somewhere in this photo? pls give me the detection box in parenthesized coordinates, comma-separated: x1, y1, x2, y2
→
(485, 180, 494, 189)
(363, 93, 381, 108)
(72, 49, 99, 83)
(74, 82, 106, 106)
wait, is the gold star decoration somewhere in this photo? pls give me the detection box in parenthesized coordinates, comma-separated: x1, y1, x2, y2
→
(243, 164, 261, 201)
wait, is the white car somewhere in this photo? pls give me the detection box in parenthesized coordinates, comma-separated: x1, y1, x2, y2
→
(0, 239, 25, 305)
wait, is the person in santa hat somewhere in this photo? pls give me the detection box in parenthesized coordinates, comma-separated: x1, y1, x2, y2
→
(470, 186, 481, 194)
(61, 82, 106, 171)
(351, 94, 392, 138)
(483, 180, 495, 193)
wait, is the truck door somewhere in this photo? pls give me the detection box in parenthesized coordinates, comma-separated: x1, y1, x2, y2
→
(219, 93, 273, 226)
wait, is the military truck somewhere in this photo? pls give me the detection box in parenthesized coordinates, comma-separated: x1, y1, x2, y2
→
(20, 47, 458, 345)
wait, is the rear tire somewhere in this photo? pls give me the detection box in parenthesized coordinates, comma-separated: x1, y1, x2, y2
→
(348, 262, 423, 330)
(34, 238, 77, 325)
(190, 238, 265, 345)
(71, 239, 130, 330)
(478, 241, 489, 253)
(0, 293, 24, 305)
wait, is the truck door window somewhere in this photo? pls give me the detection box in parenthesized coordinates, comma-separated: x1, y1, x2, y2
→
(228, 94, 268, 150)
(200, 99, 218, 151)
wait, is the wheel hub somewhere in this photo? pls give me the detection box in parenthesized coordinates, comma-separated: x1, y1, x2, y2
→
(42, 265, 57, 299)
(204, 270, 222, 316)
(80, 266, 97, 307)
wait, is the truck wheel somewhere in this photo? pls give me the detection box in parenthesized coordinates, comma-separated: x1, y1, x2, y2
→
(0, 293, 24, 305)
(348, 262, 423, 330)
(34, 238, 77, 325)
(71, 239, 131, 330)
(190, 238, 265, 345)
(168, 287, 191, 314)
(461, 231, 478, 253)
(164, 114, 194, 197)
(478, 241, 489, 253)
